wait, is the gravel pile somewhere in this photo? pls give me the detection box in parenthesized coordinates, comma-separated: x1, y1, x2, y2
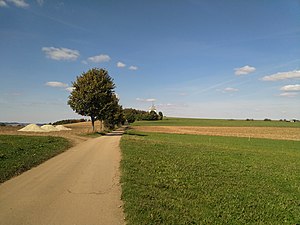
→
(40, 125, 59, 132)
(18, 124, 49, 132)
(18, 124, 72, 132)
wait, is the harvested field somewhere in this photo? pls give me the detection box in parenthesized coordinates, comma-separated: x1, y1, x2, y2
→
(0, 121, 103, 145)
(133, 126, 300, 141)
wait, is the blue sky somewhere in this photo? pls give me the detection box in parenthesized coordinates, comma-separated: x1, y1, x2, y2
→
(1, 0, 300, 123)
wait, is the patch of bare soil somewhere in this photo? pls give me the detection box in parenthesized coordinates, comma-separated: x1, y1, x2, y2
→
(0, 121, 103, 145)
(133, 126, 300, 141)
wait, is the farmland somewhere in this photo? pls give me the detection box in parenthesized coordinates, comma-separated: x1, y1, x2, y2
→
(0, 135, 70, 183)
(120, 130, 300, 224)
(132, 117, 300, 128)
(132, 117, 300, 141)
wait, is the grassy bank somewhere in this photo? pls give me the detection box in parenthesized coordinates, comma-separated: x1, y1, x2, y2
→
(132, 117, 300, 128)
(0, 135, 71, 183)
(120, 131, 300, 224)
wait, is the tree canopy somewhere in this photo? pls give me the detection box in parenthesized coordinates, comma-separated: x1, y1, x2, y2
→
(68, 68, 116, 131)
(123, 108, 163, 123)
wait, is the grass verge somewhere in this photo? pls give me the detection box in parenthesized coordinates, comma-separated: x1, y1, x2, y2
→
(132, 117, 300, 128)
(120, 131, 300, 224)
(80, 131, 107, 138)
(0, 135, 71, 183)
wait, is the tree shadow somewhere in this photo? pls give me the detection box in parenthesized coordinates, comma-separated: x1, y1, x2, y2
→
(126, 132, 147, 137)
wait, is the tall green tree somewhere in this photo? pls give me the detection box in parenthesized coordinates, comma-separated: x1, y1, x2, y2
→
(68, 68, 115, 131)
(103, 94, 125, 130)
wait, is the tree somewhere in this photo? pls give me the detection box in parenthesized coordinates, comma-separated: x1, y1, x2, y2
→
(103, 94, 125, 130)
(158, 111, 163, 120)
(148, 111, 159, 120)
(123, 108, 137, 123)
(68, 68, 115, 131)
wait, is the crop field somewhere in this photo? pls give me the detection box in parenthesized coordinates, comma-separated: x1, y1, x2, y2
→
(132, 117, 300, 141)
(120, 131, 300, 224)
(0, 135, 70, 183)
(132, 117, 300, 128)
(133, 126, 300, 141)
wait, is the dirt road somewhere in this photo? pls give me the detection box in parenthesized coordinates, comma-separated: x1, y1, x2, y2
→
(0, 130, 124, 225)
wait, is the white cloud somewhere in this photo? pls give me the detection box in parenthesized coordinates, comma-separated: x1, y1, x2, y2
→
(45, 81, 68, 88)
(234, 65, 256, 75)
(117, 61, 126, 68)
(223, 87, 239, 93)
(129, 66, 138, 70)
(7, 0, 29, 8)
(262, 70, 300, 81)
(81, 60, 88, 65)
(36, 0, 43, 6)
(65, 87, 75, 92)
(280, 84, 300, 92)
(87, 54, 111, 63)
(42, 47, 80, 61)
(179, 92, 187, 96)
(279, 92, 298, 97)
(136, 98, 156, 102)
(0, 0, 8, 7)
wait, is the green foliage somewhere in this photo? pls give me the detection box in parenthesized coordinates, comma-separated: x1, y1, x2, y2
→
(123, 108, 137, 124)
(0, 135, 70, 183)
(103, 94, 125, 130)
(121, 131, 300, 224)
(68, 68, 116, 131)
(52, 118, 86, 125)
(158, 111, 163, 120)
(123, 108, 161, 123)
(132, 117, 300, 127)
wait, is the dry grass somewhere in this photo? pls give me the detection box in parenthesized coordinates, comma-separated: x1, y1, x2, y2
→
(0, 121, 103, 145)
(133, 126, 300, 141)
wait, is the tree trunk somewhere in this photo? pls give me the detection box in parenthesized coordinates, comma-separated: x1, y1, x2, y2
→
(99, 120, 102, 132)
(91, 116, 95, 132)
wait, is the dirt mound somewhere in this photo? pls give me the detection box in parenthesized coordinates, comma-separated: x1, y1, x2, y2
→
(55, 125, 72, 131)
(18, 124, 49, 132)
(40, 125, 59, 132)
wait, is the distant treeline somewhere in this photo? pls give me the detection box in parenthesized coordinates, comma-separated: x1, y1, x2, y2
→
(52, 119, 86, 125)
(123, 108, 163, 123)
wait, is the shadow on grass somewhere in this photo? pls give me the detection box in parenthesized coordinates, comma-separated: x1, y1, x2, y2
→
(126, 132, 147, 137)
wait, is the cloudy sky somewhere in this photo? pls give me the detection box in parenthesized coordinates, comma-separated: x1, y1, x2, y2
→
(1, 0, 300, 123)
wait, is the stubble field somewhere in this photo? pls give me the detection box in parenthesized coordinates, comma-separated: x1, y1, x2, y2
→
(133, 126, 300, 141)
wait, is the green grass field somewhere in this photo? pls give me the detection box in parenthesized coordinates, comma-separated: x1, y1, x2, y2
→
(121, 131, 300, 224)
(132, 117, 300, 128)
(0, 135, 70, 183)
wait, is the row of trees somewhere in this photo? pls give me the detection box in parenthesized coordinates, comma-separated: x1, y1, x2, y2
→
(123, 108, 163, 123)
(68, 68, 163, 131)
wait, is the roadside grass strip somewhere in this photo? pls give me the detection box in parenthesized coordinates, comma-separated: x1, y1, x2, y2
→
(120, 131, 300, 224)
(0, 135, 71, 183)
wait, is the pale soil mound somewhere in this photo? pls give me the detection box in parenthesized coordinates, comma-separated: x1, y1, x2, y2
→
(55, 125, 72, 131)
(41, 125, 59, 132)
(18, 124, 49, 132)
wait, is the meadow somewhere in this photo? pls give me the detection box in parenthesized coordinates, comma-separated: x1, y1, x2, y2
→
(132, 117, 300, 128)
(0, 135, 70, 183)
(120, 131, 300, 224)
